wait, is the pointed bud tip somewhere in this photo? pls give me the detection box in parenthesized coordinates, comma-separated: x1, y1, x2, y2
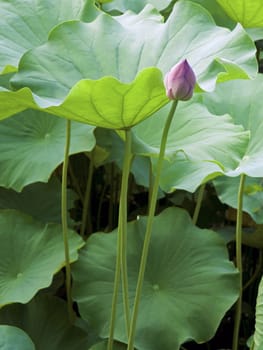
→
(164, 59, 196, 101)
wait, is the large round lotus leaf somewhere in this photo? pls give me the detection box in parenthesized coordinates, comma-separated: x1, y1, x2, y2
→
(72, 207, 239, 350)
(217, 0, 263, 27)
(0, 325, 35, 350)
(0, 68, 168, 129)
(0, 0, 99, 74)
(0, 295, 90, 350)
(214, 176, 263, 224)
(0, 177, 77, 224)
(202, 74, 263, 178)
(0, 109, 95, 191)
(0, 210, 84, 307)
(131, 102, 249, 192)
(44, 68, 168, 129)
(12, 1, 256, 94)
(5, 1, 256, 127)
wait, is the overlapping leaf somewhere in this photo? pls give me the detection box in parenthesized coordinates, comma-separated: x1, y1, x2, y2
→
(72, 207, 239, 350)
(13, 1, 256, 94)
(1, 1, 256, 127)
(183, 0, 235, 28)
(131, 102, 249, 192)
(0, 210, 83, 307)
(0, 295, 90, 350)
(0, 0, 99, 74)
(0, 109, 96, 191)
(217, 0, 263, 27)
(102, 0, 170, 13)
(214, 176, 263, 224)
(203, 74, 263, 178)
(0, 177, 77, 224)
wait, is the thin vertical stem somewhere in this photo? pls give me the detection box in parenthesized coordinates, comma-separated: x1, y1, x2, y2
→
(127, 100, 178, 350)
(107, 129, 133, 350)
(61, 119, 74, 323)
(232, 173, 246, 350)
(80, 153, 94, 237)
(192, 183, 205, 225)
(148, 161, 153, 213)
(120, 129, 132, 336)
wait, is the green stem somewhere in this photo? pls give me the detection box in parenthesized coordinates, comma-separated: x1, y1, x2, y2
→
(127, 100, 178, 350)
(148, 161, 153, 214)
(232, 173, 246, 350)
(61, 119, 75, 323)
(192, 183, 205, 225)
(80, 153, 94, 237)
(107, 129, 133, 350)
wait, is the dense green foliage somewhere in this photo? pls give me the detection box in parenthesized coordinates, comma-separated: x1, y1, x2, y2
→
(0, 1, 263, 349)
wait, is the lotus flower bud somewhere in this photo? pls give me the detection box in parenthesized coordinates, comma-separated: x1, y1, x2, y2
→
(164, 59, 196, 101)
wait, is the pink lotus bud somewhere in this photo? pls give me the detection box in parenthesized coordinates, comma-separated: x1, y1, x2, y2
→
(164, 59, 196, 101)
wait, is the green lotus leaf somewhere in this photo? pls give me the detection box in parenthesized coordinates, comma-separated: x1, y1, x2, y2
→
(12, 0, 257, 95)
(214, 176, 263, 224)
(131, 102, 249, 192)
(183, 0, 235, 28)
(0, 295, 90, 350)
(0, 0, 99, 74)
(202, 74, 263, 178)
(0, 325, 35, 350)
(43, 68, 168, 129)
(0, 210, 84, 307)
(72, 207, 239, 350)
(217, 0, 263, 27)
(4, 1, 256, 126)
(0, 109, 96, 191)
(0, 177, 77, 224)
(0, 87, 39, 120)
(102, 0, 170, 13)
(0, 68, 168, 129)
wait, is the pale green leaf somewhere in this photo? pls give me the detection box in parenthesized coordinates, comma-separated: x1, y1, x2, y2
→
(202, 75, 263, 178)
(132, 102, 249, 192)
(3, 1, 256, 127)
(102, 0, 170, 13)
(0, 0, 99, 74)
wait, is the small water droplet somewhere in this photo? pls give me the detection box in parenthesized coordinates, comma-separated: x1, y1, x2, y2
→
(16, 273, 23, 278)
